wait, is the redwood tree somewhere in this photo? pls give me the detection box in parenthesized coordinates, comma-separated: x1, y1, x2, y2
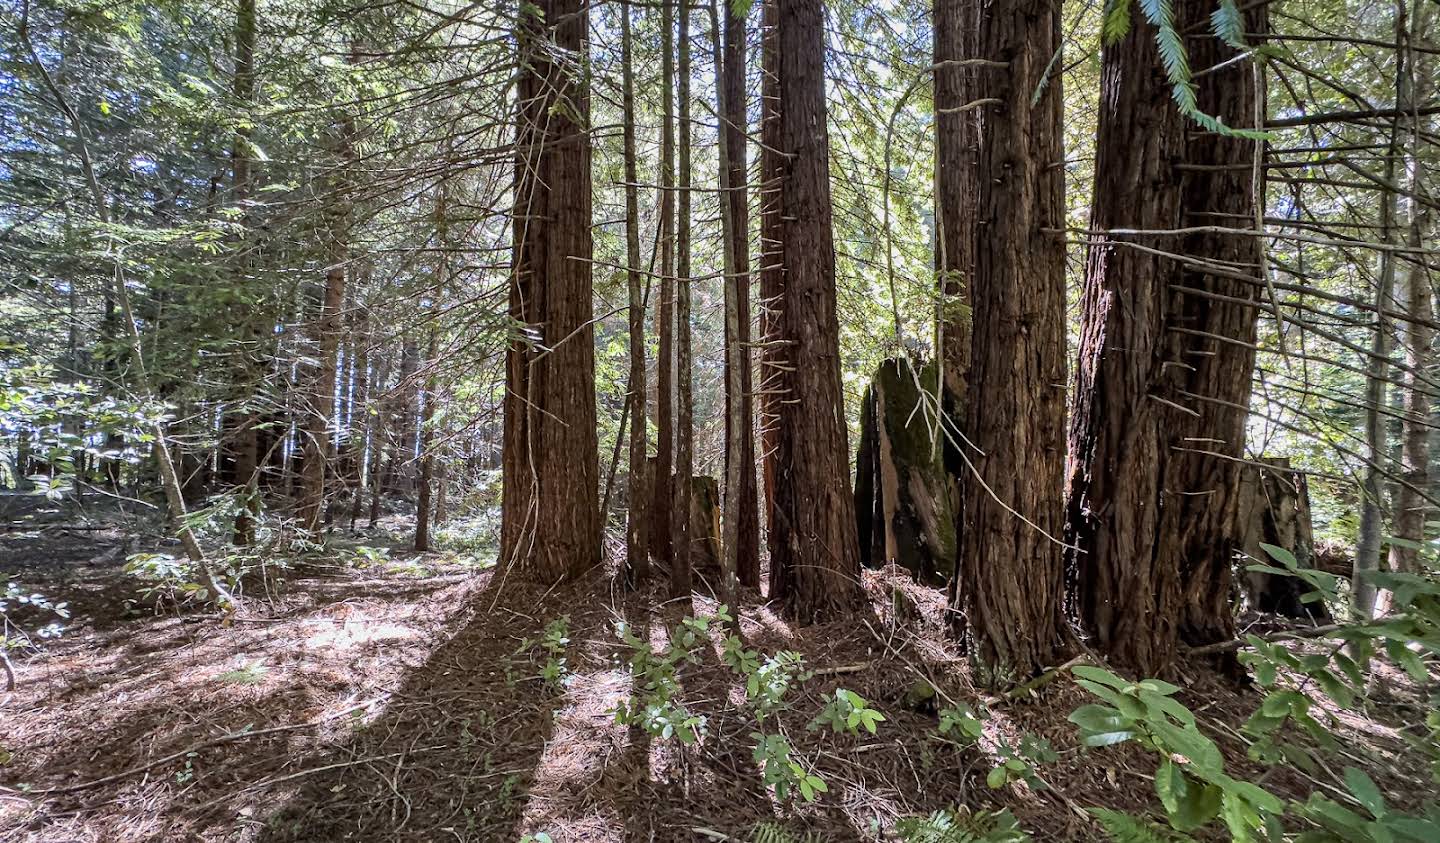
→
(932, 0, 975, 408)
(758, 0, 782, 558)
(1066, 2, 1268, 674)
(652, 0, 677, 572)
(500, 0, 601, 581)
(768, 0, 863, 620)
(949, 0, 1069, 679)
(722, 0, 760, 589)
(1171, 5, 1270, 654)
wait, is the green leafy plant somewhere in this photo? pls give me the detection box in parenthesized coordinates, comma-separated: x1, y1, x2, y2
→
(985, 733, 1056, 790)
(1069, 665, 1282, 837)
(1096, 0, 1272, 139)
(515, 616, 570, 690)
(752, 731, 827, 802)
(217, 658, 269, 685)
(609, 612, 710, 747)
(808, 687, 885, 735)
(937, 702, 987, 744)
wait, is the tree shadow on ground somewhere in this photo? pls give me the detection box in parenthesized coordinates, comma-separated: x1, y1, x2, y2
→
(249, 569, 579, 842)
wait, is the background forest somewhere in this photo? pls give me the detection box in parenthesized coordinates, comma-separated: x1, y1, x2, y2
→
(2, 0, 1439, 839)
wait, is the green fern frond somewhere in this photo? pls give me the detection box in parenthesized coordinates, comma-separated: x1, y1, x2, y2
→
(895, 808, 1030, 843)
(1209, 0, 1247, 49)
(1138, 0, 1191, 95)
(1135, 0, 1271, 139)
(1088, 809, 1196, 843)
(750, 822, 822, 843)
(1101, 0, 1133, 44)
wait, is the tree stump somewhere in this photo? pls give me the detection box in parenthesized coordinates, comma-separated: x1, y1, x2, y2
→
(1236, 457, 1332, 622)
(853, 357, 958, 586)
(645, 461, 723, 578)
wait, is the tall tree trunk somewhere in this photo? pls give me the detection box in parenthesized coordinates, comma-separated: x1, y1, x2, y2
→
(673, 0, 695, 597)
(768, 0, 864, 621)
(1172, 4, 1270, 658)
(652, 0, 677, 571)
(365, 348, 391, 528)
(1387, 0, 1433, 577)
(950, 0, 1068, 680)
(347, 301, 371, 532)
(709, 0, 741, 610)
(415, 189, 447, 552)
(758, 0, 783, 590)
(1067, 2, 1269, 676)
(722, 0, 760, 589)
(388, 338, 419, 494)
(932, 0, 975, 409)
(1355, 4, 1409, 620)
(500, 0, 601, 581)
(1066, 13, 1189, 677)
(227, 0, 260, 545)
(298, 77, 353, 538)
(621, 0, 651, 586)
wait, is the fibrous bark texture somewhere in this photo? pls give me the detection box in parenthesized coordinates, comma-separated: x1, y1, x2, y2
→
(500, 0, 601, 582)
(950, 0, 1069, 680)
(767, 0, 864, 621)
(855, 358, 957, 585)
(1067, 0, 1267, 675)
(723, 0, 760, 589)
(932, 0, 975, 408)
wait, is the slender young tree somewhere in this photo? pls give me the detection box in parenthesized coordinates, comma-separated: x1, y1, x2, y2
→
(932, 0, 975, 411)
(225, 0, 261, 546)
(415, 186, 447, 552)
(621, 0, 650, 585)
(347, 299, 372, 532)
(500, 0, 601, 581)
(758, 0, 783, 577)
(768, 0, 864, 621)
(950, 0, 1068, 679)
(1386, 1, 1432, 578)
(709, 0, 741, 609)
(673, 0, 695, 597)
(652, 0, 677, 571)
(721, 0, 760, 588)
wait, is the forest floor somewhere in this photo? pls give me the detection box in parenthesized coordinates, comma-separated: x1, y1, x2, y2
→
(0, 497, 1432, 842)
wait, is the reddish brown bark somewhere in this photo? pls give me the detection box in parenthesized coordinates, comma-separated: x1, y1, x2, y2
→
(651, 0, 677, 572)
(932, 0, 975, 407)
(1172, 6, 1269, 656)
(500, 0, 601, 581)
(723, 0, 760, 590)
(950, 0, 1069, 679)
(621, 0, 650, 585)
(758, 0, 783, 593)
(673, 0, 695, 598)
(768, 0, 864, 621)
(1067, 1, 1267, 675)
